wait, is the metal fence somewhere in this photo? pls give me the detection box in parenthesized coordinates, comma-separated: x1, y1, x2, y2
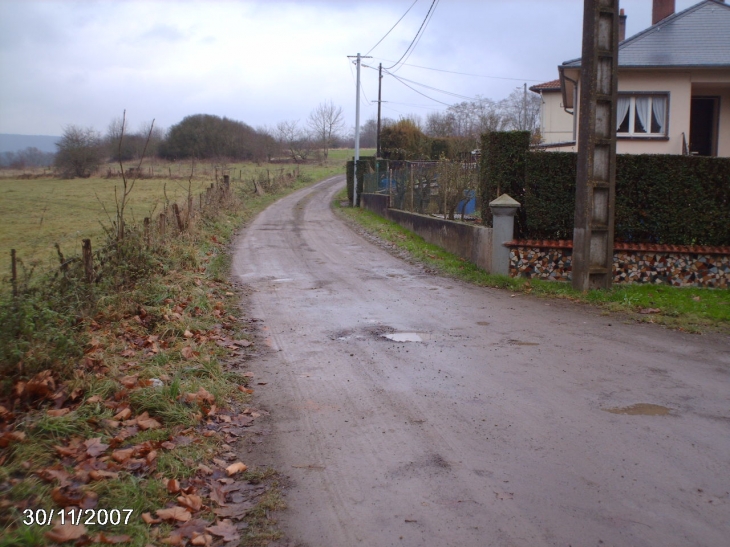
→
(363, 160, 479, 219)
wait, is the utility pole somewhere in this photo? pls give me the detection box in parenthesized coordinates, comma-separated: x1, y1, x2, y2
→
(377, 63, 383, 158)
(523, 83, 527, 130)
(572, 0, 619, 291)
(347, 53, 371, 207)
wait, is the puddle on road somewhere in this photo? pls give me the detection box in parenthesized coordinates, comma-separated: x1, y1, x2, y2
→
(382, 332, 430, 342)
(477, 321, 490, 326)
(508, 339, 539, 346)
(603, 403, 672, 416)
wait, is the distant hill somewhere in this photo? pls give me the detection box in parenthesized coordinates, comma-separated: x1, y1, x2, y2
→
(0, 134, 61, 154)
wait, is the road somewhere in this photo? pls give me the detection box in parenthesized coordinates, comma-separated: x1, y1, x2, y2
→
(232, 175, 730, 547)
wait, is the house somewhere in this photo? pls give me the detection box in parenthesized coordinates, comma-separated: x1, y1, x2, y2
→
(529, 79, 575, 146)
(537, 0, 730, 157)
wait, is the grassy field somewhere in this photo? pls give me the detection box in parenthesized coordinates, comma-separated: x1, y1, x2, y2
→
(333, 189, 730, 334)
(0, 157, 346, 273)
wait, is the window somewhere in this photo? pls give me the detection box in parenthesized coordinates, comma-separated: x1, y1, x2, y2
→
(616, 94, 668, 137)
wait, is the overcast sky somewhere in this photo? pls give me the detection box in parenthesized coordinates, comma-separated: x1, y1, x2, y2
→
(0, 0, 697, 137)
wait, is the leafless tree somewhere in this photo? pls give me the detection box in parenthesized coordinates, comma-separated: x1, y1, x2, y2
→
(307, 100, 344, 161)
(276, 120, 313, 163)
(500, 86, 541, 134)
(54, 125, 104, 178)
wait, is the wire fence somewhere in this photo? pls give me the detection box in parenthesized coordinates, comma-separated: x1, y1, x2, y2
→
(362, 160, 480, 219)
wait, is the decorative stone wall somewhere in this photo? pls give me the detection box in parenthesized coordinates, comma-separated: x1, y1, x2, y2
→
(508, 240, 730, 288)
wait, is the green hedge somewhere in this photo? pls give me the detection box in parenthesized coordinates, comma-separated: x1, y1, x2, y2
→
(346, 156, 376, 205)
(522, 151, 730, 245)
(479, 131, 531, 232)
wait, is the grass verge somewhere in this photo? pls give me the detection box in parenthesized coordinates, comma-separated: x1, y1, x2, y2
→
(0, 168, 341, 546)
(333, 188, 729, 335)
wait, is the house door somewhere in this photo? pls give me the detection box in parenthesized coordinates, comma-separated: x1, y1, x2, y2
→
(689, 97, 719, 156)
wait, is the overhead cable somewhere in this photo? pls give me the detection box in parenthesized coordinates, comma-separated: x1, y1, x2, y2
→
(384, 0, 439, 71)
(366, 0, 420, 56)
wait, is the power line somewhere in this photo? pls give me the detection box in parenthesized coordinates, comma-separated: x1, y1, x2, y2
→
(385, 71, 482, 102)
(372, 57, 543, 82)
(384, 0, 439, 71)
(366, 0, 420, 56)
(390, 0, 439, 74)
(385, 72, 451, 106)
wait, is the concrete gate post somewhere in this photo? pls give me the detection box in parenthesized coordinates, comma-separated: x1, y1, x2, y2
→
(489, 194, 521, 276)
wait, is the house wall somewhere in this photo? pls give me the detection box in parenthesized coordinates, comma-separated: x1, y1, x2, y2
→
(539, 90, 574, 144)
(550, 67, 730, 157)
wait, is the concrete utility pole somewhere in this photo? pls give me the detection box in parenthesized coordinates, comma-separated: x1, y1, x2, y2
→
(572, 0, 620, 291)
(377, 63, 383, 158)
(347, 53, 371, 207)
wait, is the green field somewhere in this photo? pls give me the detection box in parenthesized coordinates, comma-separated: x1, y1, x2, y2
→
(0, 157, 347, 273)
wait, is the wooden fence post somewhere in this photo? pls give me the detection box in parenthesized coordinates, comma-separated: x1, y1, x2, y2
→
(188, 196, 194, 223)
(159, 213, 166, 238)
(11, 249, 17, 297)
(172, 203, 184, 231)
(82, 239, 93, 283)
(144, 217, 150, 247)
(55, 243, 68, 273)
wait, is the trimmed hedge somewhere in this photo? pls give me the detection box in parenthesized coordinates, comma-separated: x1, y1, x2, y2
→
(346, 156, 376, 205)
(522, 151, 730, 245)
(480, 131, 531, 232)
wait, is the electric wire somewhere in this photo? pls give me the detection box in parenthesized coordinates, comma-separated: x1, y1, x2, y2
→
(372, 58, 542, 82)
(390, 0, 439, 74)
(365, 0, 420, 56)
(384, 0, 439, 71)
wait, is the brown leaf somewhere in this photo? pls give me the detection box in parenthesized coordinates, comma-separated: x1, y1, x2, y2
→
(184, 330, 194, 338)
(639, 307, 661, 314)
(84, 437, 109, 458)
(177, 493, 203, 512)
(232, 339, 252, 347)
(181, 346, 196, 360)
(85, 395, 103, 404)
(119, 375, 139, 388)
(141, 512, 161, 524)
(190, 533, 213, 546)
(205, 520, 240, 542)
(45, 522, 87, 543)
(93, 532, 133, 544)
(156, 506, 192, 522)
(89, 469, 119, 481)
(136, 412, 162, 430)
(225, 462, 247, 476)
(167, 478, 181, 494)
(47, 408, 71, 417)
(111, 448, 134, 463)
(113, 408, 132, 420)
(213, 502, 254, 519)
(209, 483, 227, 506)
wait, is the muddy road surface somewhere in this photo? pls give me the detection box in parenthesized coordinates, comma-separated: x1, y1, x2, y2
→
(232, 175, 729, 547)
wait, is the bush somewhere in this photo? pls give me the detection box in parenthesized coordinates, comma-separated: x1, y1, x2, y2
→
(54, 125, 105, 178)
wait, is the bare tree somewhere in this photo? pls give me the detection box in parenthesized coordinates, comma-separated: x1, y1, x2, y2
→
(276, 120, 313, 163)
(500, 86, 541, 134)
(307, 100, 344, 161)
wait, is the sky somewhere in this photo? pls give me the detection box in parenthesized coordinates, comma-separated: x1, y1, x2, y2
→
(0, 0, 698, 137)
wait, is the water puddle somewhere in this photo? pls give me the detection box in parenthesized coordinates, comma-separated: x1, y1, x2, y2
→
(603, 403, 672, 416)
(508, 339, 539, 346)
(382, 332, 430, 343)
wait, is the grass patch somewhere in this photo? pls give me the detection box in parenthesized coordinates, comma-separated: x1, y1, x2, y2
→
(333, 187, 730, 334)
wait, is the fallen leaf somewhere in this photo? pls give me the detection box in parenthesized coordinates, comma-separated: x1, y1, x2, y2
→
(225, 462, 247, 476)
(181, 346, 196, 360)
(141, 512, 161, 525)
(177, 493, 203, 512)
(93, 532, 133, 544)
(85, 395, 103, 404)
(205, 520, 240, 542)
(232, 340, 252, 348)
(111, 448, 134, 463)
(47, 408, 71, 418)
(45, 522, 87, 543)
(113, 408, 132, 420)
(190, 533, 213, 546)
(136, 412, 162, 430)
(156, 506, 192, 522)
(89, 470, 119, 481)
(167, 478, 181, 494)
(639, 307, 661, 314)
(213, 502, 254, 519)
(184, 330, 194, 338)
(84, 437, 109, 458)
(209, 483, 227, 505)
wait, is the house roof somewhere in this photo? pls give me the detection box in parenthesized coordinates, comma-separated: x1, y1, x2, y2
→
(562, 0, 730, 69)
(529, 79, 561, 93)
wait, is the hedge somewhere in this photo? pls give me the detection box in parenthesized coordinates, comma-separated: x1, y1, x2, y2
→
(522, 151, 730, 245)
(346, 156, 376, 205)
(479, 131, 531, 232)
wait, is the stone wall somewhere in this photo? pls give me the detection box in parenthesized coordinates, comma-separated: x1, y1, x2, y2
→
(360, 193, 493, 272)
(507, 240, 730, 288)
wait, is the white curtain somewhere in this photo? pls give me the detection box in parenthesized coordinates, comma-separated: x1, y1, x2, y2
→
(652, 96, 667, 134)
(634, 96, 650, 133)
(617, 96, 631, 131)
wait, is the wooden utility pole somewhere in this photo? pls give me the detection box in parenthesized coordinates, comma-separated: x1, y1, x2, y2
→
(82, 239, 93, 283)
(572, 0, 620, 291)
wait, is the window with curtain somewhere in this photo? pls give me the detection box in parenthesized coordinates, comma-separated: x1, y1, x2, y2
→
(616, 94, 668, 137)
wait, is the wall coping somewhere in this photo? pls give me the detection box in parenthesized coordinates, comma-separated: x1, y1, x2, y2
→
(505, 239, 730, 256)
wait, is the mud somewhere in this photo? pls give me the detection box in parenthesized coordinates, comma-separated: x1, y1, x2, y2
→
(232, 175, 730, 547)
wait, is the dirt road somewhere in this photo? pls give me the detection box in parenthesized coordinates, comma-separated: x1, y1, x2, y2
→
(232, 175, 730, 547)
